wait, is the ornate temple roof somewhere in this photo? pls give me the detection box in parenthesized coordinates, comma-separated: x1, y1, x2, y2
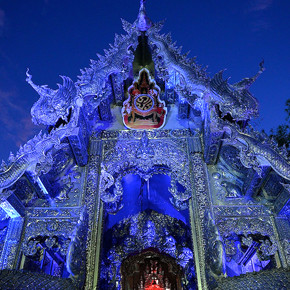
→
(0, 0, 289, 192)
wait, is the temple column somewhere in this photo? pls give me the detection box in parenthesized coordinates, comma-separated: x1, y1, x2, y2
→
(84, 135, 103, 289)
(68, 108, 89, 167)
(188, 135, 225, 290)
(203, 113, 224, 165)
(0, 191, 25, 269)
(188, 136, 208, 289)
(273, 215, 290, 268)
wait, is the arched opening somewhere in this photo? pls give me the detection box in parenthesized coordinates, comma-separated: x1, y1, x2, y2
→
(104, 173, 190, 229)
(98, 134, 195, 289)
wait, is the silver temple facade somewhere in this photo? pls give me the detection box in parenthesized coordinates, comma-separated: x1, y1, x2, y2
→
(0, 1, 289, 289)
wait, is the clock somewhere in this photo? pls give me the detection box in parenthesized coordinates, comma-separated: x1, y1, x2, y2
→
(134, 94, 154, 113)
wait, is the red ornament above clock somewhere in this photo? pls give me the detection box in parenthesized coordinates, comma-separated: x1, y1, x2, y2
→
(122, 68, 167, 129)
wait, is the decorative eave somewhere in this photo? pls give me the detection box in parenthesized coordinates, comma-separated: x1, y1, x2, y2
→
(147, 27, 209, 85)
(76, 29, 138, 99)
(75, 2, 262, 126)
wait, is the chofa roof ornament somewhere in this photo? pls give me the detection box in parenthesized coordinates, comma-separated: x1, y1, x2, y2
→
(233, 59, 265, 91)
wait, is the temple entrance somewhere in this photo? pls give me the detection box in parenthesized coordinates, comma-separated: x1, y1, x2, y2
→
(121, 249, 183, 290)
(99, 210, 196, 289)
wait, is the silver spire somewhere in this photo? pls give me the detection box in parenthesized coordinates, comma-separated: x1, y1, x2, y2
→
(136, 0, 152, 31)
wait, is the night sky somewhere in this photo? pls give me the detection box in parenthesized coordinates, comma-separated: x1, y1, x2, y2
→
(0, 0, 289, 161)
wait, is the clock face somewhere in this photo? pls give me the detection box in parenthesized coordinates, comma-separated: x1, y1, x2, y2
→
(134, 94, 154, 112)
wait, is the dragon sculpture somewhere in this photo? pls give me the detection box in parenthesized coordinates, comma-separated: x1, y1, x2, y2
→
(223, 124, 290, 181)
(0, 126, 75, 190)
(0, 15, 139, 192)
(210, 63, 263, 121)
(0, 71, 82, 191)
(26, 69, 80, 126)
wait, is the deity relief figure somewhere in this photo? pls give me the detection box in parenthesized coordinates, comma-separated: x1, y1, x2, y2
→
(177, 247, 193, 268)
(136, 131, 155, 159)
(163, 233, 177, 258)
(107, 248, 122, 285)
(142, 220, 156, 248)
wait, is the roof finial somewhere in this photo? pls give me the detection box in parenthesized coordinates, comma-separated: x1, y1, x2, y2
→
(233, 59, 266, 90)
(140, 0, 146, 11)
(136, 0, 152, 31)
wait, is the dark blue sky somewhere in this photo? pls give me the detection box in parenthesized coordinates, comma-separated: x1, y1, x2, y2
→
(0, 0, 289, 161)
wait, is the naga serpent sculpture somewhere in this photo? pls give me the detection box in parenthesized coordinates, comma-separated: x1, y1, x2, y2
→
(223, 125, 290, 181)
(0, 72, 82, 190)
